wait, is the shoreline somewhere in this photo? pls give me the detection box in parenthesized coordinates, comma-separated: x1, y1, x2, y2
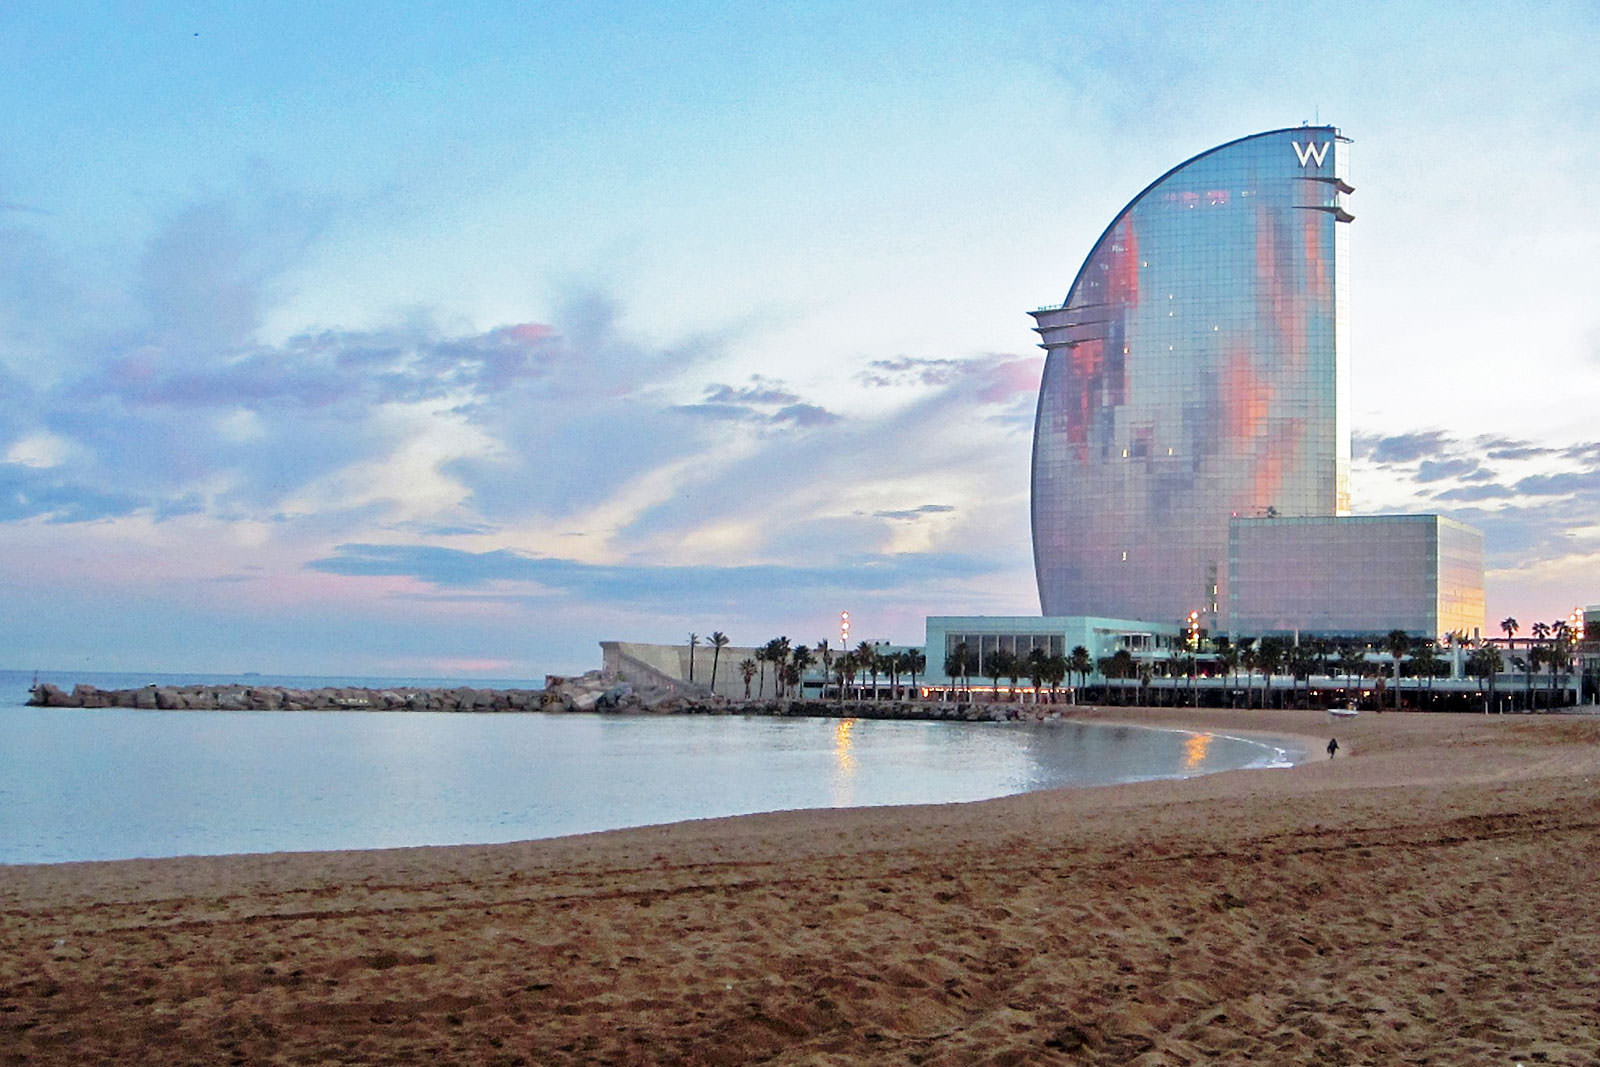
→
(4, 708, 1600, 1063)
(2, 709, 1312, 869)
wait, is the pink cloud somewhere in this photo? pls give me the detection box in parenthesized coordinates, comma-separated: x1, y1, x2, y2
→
(977, 356, 1043, 404)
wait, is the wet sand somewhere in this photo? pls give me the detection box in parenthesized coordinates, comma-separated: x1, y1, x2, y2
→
(3, 707, 1599, 1065)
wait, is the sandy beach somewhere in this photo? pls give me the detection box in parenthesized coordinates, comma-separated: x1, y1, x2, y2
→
(3, 707, 1599, 1065)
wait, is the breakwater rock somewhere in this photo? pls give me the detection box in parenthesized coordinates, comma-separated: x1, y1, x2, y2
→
(26, 683, 543, 713)
(28, 678, 1073, 723)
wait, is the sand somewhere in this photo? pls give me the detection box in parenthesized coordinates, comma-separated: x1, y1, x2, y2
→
(3, 707, 1599, 1065)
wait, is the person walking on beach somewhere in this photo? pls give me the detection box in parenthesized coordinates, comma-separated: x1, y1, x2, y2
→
(1327, 738, 1339, 759)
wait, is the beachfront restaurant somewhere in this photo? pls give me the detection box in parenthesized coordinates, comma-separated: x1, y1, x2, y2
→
(920, 615, 1183, 699)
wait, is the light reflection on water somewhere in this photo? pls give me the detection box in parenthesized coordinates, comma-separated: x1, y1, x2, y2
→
(0, 710, 1297, 865)
(831, 718, 858, 808)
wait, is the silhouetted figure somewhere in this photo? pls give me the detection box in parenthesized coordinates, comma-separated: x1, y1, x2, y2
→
(1327, 738, 1339, 759)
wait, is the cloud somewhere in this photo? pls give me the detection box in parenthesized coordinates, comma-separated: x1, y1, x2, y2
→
(772, 402, 838, 427)
(1479, 437, 1557, 462)
(1512, 472, 1600, 496)
(857, 357, 970, 389)
(1432, 483, 1514, 502)
(1416, 458, 1480, 483)
(674, 376, 840, 428)
(1353, 430, 1452, 464)
(872, 504, 956, 521)
(701, 377, 802, 406)
(308, 542, 1005, 608)
(856, 355, 1042, 406)
(0, 463, 149, 524)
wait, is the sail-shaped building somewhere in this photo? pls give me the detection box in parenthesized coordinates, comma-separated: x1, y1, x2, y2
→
(1030, 126, 1355, 630)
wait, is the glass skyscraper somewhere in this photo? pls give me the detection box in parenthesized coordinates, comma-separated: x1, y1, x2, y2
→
(1030, 126, 1354, 628)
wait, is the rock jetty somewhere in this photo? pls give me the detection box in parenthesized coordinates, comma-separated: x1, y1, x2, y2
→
(26, 682, 543, 713)
(29, 673, 1067, 723)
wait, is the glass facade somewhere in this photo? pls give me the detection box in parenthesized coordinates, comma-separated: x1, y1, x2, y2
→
(1031, 127, 1353, 628)
(1227, 515, 1485, 639)
(923, 616, 1181, 683)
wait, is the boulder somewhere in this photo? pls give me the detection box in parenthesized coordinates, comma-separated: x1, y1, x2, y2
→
(30, 683, 70, 707)
(71, 684, 107, 708)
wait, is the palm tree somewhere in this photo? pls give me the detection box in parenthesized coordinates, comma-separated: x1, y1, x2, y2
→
(1337, 646, 1366, 694)
(1211, 636, 1233, 688)
(754, 643, 770, 698)
(905, 650, 925, 698)
(1100, 650, 1136, 704)
(1256, 637, 1284, 709)
(815, 640, 833, 696)
(739, 658, 757, 699)
(1003, 651, 1024, 698)
(1216, 640, 1240, 692)
(944, 644, 969, 697)
(838, 651, 859, 701)
(1175, 650, 1199, 705)
(687, 633, 699, 683)
(1468, 645, 1503, 712)
(1027, 647, 1048, 702)
(1550, 621, 1574, 706)
(1236, 638, 1257, 707)
(1501, 616, 1520, 709)
(985, 649, 1013, 700)
(762, 637, 790, 697)
(708, 632, 730, 693)
(885, 651, 903, 700)
(1044, 653, 1068, 702)
(1530, 622, 1552, 710)
(1069, 645, 1093, 690)
(1385, 629, 1410, 710)
(854, 641, 878, 699)
(790, 644, 815, 699)
(941, 648, 960, 695)
(1411, 642, 1443, 709)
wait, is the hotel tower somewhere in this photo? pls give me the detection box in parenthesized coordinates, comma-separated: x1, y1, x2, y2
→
(1030, 127, 1355, 630)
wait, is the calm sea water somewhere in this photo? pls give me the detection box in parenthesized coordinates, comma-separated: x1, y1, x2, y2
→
(0, 669, 1299, 865)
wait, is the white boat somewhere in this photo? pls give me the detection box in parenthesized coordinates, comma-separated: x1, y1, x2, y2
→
(1329, 705, 1359, 718)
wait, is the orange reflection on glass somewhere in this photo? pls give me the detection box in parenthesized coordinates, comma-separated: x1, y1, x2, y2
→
(1184, 731, 1213, 769)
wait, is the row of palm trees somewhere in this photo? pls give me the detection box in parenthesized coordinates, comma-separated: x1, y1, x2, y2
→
(688, 617, 1587, 708)
(1494, 616, 1585, 710)
(687, 634, 931, 701)
(942, 643, 1097, 701)
(942, 626, 1580, 710)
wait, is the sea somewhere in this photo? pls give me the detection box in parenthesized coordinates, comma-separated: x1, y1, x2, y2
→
(0, 668, 1301, 866)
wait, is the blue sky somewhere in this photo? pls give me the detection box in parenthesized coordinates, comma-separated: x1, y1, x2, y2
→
(3, 1, 1597, 677)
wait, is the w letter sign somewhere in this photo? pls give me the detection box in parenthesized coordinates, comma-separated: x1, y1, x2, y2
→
(1292, 141, 1330, 167)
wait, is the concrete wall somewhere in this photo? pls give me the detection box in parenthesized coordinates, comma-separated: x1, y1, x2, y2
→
(601, 641, 794, 699)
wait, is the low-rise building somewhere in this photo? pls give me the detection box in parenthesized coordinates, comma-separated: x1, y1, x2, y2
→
(922, 615, 1182, 687)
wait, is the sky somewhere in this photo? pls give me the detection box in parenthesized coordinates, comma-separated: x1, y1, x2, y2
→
(2, 1, 1597, 679)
